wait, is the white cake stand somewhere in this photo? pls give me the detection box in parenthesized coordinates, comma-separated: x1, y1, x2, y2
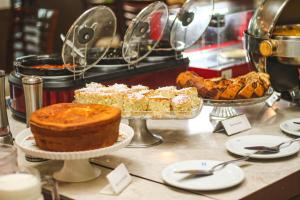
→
(15, 123, 134, 183)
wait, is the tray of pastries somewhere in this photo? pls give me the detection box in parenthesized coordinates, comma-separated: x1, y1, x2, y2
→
(176, 71, 273, 107)
(74, 83, 203, 119)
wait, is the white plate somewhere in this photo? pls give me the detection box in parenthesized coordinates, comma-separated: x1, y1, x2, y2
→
(161, 160, 244, 191)
(280, 118, 300, 137)
(15, 123, 134, 160)
(226, 135, 300, 159)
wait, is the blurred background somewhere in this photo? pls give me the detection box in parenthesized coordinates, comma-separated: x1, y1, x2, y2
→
(0, 0, 262, 73)
(0, 0, 183, 73)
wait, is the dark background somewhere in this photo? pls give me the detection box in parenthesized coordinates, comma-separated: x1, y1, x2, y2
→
(0, 0, 173, 73)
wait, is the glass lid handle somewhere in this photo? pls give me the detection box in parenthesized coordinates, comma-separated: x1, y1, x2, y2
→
(134, 22, 150, 37)
(178, 11, 195, 26)
(78, 26, 95, 44)
(170, 0, 215, 51)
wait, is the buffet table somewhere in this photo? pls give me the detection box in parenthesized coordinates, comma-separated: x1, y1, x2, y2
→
(8, 100, 300, 200)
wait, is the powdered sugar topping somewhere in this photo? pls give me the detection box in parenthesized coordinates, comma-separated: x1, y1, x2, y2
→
(172, 95, 190, 104)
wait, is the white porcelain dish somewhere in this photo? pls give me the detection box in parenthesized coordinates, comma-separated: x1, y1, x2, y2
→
(161, 160, 244, 191)
(226, 134, 300, 159)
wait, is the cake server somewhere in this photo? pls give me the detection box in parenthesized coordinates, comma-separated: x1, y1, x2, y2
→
(175, 156, 249, 178)
(175, 150, 276, 179)
(244, 138, 300, 152)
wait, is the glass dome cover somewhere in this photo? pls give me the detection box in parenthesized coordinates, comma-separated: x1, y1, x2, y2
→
(170, 0, 214, 51)
(122, 1, 169, 64)
(62, 6, 117, 73)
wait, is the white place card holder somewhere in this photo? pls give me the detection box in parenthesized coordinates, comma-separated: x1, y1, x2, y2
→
(213, 114, 252, 136)
(100, 163, 132, 195)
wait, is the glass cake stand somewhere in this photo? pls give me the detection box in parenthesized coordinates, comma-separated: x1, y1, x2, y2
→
(123, 99, 203, 148)
(15, 124, 134, 183)
(203, 89, 273, 120)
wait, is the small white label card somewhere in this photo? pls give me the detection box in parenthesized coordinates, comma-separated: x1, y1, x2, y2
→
(100, 163, 132, 195)
(213, 114, 251, 136)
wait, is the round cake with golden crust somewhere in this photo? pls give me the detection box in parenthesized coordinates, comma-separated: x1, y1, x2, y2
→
(30, 103, 121, 152)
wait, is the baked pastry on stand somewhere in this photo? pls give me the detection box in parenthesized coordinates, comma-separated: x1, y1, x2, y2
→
(75, 83, 203, 148)
(177, 71, 273, 120)
(15, 124, 134, 183)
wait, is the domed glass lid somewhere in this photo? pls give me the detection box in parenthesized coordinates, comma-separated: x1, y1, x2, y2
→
(62, 6, 117, 73)
(122, 1, 169, 64)
(170, 0, 214, 51)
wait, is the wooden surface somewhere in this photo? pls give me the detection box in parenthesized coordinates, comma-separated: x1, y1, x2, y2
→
(9, 100, 300, 200)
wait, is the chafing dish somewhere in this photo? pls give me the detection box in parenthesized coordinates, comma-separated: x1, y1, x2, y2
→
(245, 0, 300, 103)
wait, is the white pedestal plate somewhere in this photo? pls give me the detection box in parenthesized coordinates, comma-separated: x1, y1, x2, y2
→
(15, 123, 134, 183)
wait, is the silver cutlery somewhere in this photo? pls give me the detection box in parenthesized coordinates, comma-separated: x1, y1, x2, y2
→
(244, 138, 300, 152)
(293, 122, 300, 125)
(175, 150, 276, 179)
(175, 156, 249, 177)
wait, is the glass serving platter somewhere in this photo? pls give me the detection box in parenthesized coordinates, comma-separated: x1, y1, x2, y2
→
(122, 102, 203, 120)
(203, 88, 274, 107)
(122, 99, 203, 148)
(202, 88, 273, 120)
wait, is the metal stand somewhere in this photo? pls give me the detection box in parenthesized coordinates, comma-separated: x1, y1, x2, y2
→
(128, 119, 163, 148)
(210, 107, 239, 120)
(205, 93, 274, 121)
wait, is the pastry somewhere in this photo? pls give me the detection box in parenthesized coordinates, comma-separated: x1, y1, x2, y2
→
(148, 96, 171, 117)
(130, 85, 149, 92)
(177, 87, 200, 108)
(75, 89, 123, 109)
(254, 82, 265, 97)
(177, 87, 198, 97)
(75, 83, 202, 118)
(171, 95, 193, 116)
(30, 103, 121, 152)
(154, 86, 177, 98)
(109, 83, 129, 91)
(219, 82, 243, 100)
(177, 71, 271, 100)
(137, 89, 155, 97)
(123, 93, 148, 116)
(237, 81, 255, 99)
(258, 72, 271, 89)
(86, 82, 105, 88)
(176, 71, 203, 88)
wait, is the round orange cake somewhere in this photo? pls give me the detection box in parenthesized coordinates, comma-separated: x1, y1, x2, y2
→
(30, 103, 121, 152)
